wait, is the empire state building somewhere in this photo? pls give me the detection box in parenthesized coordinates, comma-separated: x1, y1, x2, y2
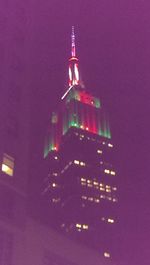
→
(43, 27, 117, 260)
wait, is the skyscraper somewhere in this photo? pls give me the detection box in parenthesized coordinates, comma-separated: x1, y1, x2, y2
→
(43, 27, 117, 259)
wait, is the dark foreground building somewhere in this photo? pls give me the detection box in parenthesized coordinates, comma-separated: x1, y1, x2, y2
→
(43, 27, 118, 259)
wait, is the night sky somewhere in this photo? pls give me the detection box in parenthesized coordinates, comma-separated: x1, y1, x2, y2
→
(2, 0, 150, 264)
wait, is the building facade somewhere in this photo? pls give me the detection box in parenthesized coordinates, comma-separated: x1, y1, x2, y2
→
(43, 27, 118, 259)
(0, 2, 32, 263)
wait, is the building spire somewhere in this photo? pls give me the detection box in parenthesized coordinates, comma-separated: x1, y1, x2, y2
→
(71, 26, 76, 57)
(68, 26, 80, 87)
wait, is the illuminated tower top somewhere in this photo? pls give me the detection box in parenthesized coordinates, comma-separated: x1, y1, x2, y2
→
(44, 28, 111, 157)
(69, 26, 80, 86)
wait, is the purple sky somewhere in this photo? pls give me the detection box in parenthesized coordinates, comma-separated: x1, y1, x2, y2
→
(1, 0, 150, 264)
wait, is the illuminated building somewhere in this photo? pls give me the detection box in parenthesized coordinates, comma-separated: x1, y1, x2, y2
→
(43, 27, 117, 259)
(0, 16, 97, 265)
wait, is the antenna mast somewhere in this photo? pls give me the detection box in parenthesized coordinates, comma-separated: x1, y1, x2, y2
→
(71, 26, 76, 57)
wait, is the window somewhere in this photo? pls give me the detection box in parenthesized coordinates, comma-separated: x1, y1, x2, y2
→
(80, 161, 85, 166)
(104, 169, 110, 174)
(75, 223, 88, 230)
(110, 170, 116, 175)
(74, 160, 86, 166)
(108, 218, 115, 223)
(52, 183, 58, 188)
(104, 252, 110, 258)
(74, 160, 79, 165)
(108, 143, 113, 148)
(1, 154, 14, 177)
(104, 169, 116, 176)
(82, 224, 88, 230)
(97, 149, 102, 154)
(52, 172, 58, 176)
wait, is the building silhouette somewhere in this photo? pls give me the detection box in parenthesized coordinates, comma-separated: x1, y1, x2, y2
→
(44, 27, 117, 259)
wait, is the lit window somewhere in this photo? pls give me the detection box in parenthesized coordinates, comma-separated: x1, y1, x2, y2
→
(108, 218, 114, 224)
(102, 141, 105, 145)
(81, 177, 86, 182)
(76, 223, 81, 228)
(52, 172, 58, 176)
(74, 160, 79, 165)
(54, 156, 58, 160)
(106, 189, 111, 193)
(108, 143, 113, 148)
(80, 161, 85, 166)
(95, 198, 100, 203)
(74, 160, 85, 166)
(112, 186, 117, 191)
(1, 153, 14, 177)
(88, 197, 93, 201)
(80, 134, 84, 138)
(104, 252, 110, 258)
(112, 198, 117, 202)
(104, 169, 110, 174)
(83, 224, 88, 230)
(93, 181, 98, 186)
(100, 183, 104, 187)
(100, 187, 105, 191)
(110, 170, 116, 175)
(82, 195, 87, 200)
(101, 217, 105, 221)
(52, 183, 57, 187)
(87, 179, 91, 184)
(97, 149, 102, 154)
